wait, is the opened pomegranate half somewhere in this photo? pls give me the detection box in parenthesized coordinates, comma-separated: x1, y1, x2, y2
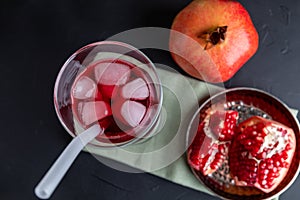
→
(188, 110, 238, 175)
(229, 116, 296, 193)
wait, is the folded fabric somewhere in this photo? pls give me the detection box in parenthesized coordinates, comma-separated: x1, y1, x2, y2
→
(83, 67, 298, 200)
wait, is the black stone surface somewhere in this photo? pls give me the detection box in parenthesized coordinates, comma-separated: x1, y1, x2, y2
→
(0, 0, 299, 199)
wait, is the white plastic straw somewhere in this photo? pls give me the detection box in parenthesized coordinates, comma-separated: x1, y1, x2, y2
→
(34, 124, 101, 199)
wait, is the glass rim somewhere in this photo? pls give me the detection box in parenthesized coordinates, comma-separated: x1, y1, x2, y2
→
(53, 40, 164, 148)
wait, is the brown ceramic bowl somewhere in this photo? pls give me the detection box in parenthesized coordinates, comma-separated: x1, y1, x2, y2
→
(186, 87, 300, 200)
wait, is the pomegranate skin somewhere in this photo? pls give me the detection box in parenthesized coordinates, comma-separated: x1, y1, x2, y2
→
(169, 0, 259, 83)
(229, 116, 296, 193)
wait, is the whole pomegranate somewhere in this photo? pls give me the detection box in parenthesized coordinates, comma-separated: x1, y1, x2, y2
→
(229, 116, 296, 193)
(188, 110, 239, 175)
(169, 0, 259, 83)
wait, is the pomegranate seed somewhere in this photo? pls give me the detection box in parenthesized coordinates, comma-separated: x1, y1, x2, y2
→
(281, 151, 289, 160)
(266, 158, 274, 164)
(211, 160, 221, 170)
(286, 143, 292, 151)
(282, 129, 288, 135)
(251, 131, 257, 136)
(215, 152, 223, 160)
(252, 146, 260, 155)
(267, 176, 275, 182)
(261, 179, 267, 186)
(257, 152, 267, 159)
(260, 162, 267, 169)
(282, 161, 289, 168)
(263, 169, 269, 174)
(275, 160, 281, 167)
(245, 139, 252, 146)
(274, 172, 280, 178)
(258, 173, 267, 181)
(272, 167, 278, 173)
(267, 164, 274, 170)
(267, 182, 275, 188)
(218, 145, 225, 153)
(256, 136, 264, 142)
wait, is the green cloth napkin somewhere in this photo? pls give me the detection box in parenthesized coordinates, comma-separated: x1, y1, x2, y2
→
(83, 68, 298, 200)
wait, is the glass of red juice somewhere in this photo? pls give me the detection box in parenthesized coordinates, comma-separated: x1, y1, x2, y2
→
(54, 41, 163, 147)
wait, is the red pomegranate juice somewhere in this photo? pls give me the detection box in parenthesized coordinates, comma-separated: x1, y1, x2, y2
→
(70, 59, 156, 144)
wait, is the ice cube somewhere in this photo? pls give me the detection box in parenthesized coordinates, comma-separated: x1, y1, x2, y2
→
(120, 100, 146, 127)
(72, 76, 97, 100)
(79, 101, 112, 126)
(122, 78, 149, 100)
(94, 62, 130, 86)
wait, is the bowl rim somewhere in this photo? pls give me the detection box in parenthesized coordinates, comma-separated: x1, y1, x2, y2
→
(186, 87, 300, 200)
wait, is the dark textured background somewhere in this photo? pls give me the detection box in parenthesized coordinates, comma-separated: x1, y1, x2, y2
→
(1, 0, 300, 199)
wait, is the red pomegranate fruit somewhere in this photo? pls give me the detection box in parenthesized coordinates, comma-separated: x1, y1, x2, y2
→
(188, 110, 238, 175)
(169, 0, 259, 83)
(229, 116, 296, 193)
